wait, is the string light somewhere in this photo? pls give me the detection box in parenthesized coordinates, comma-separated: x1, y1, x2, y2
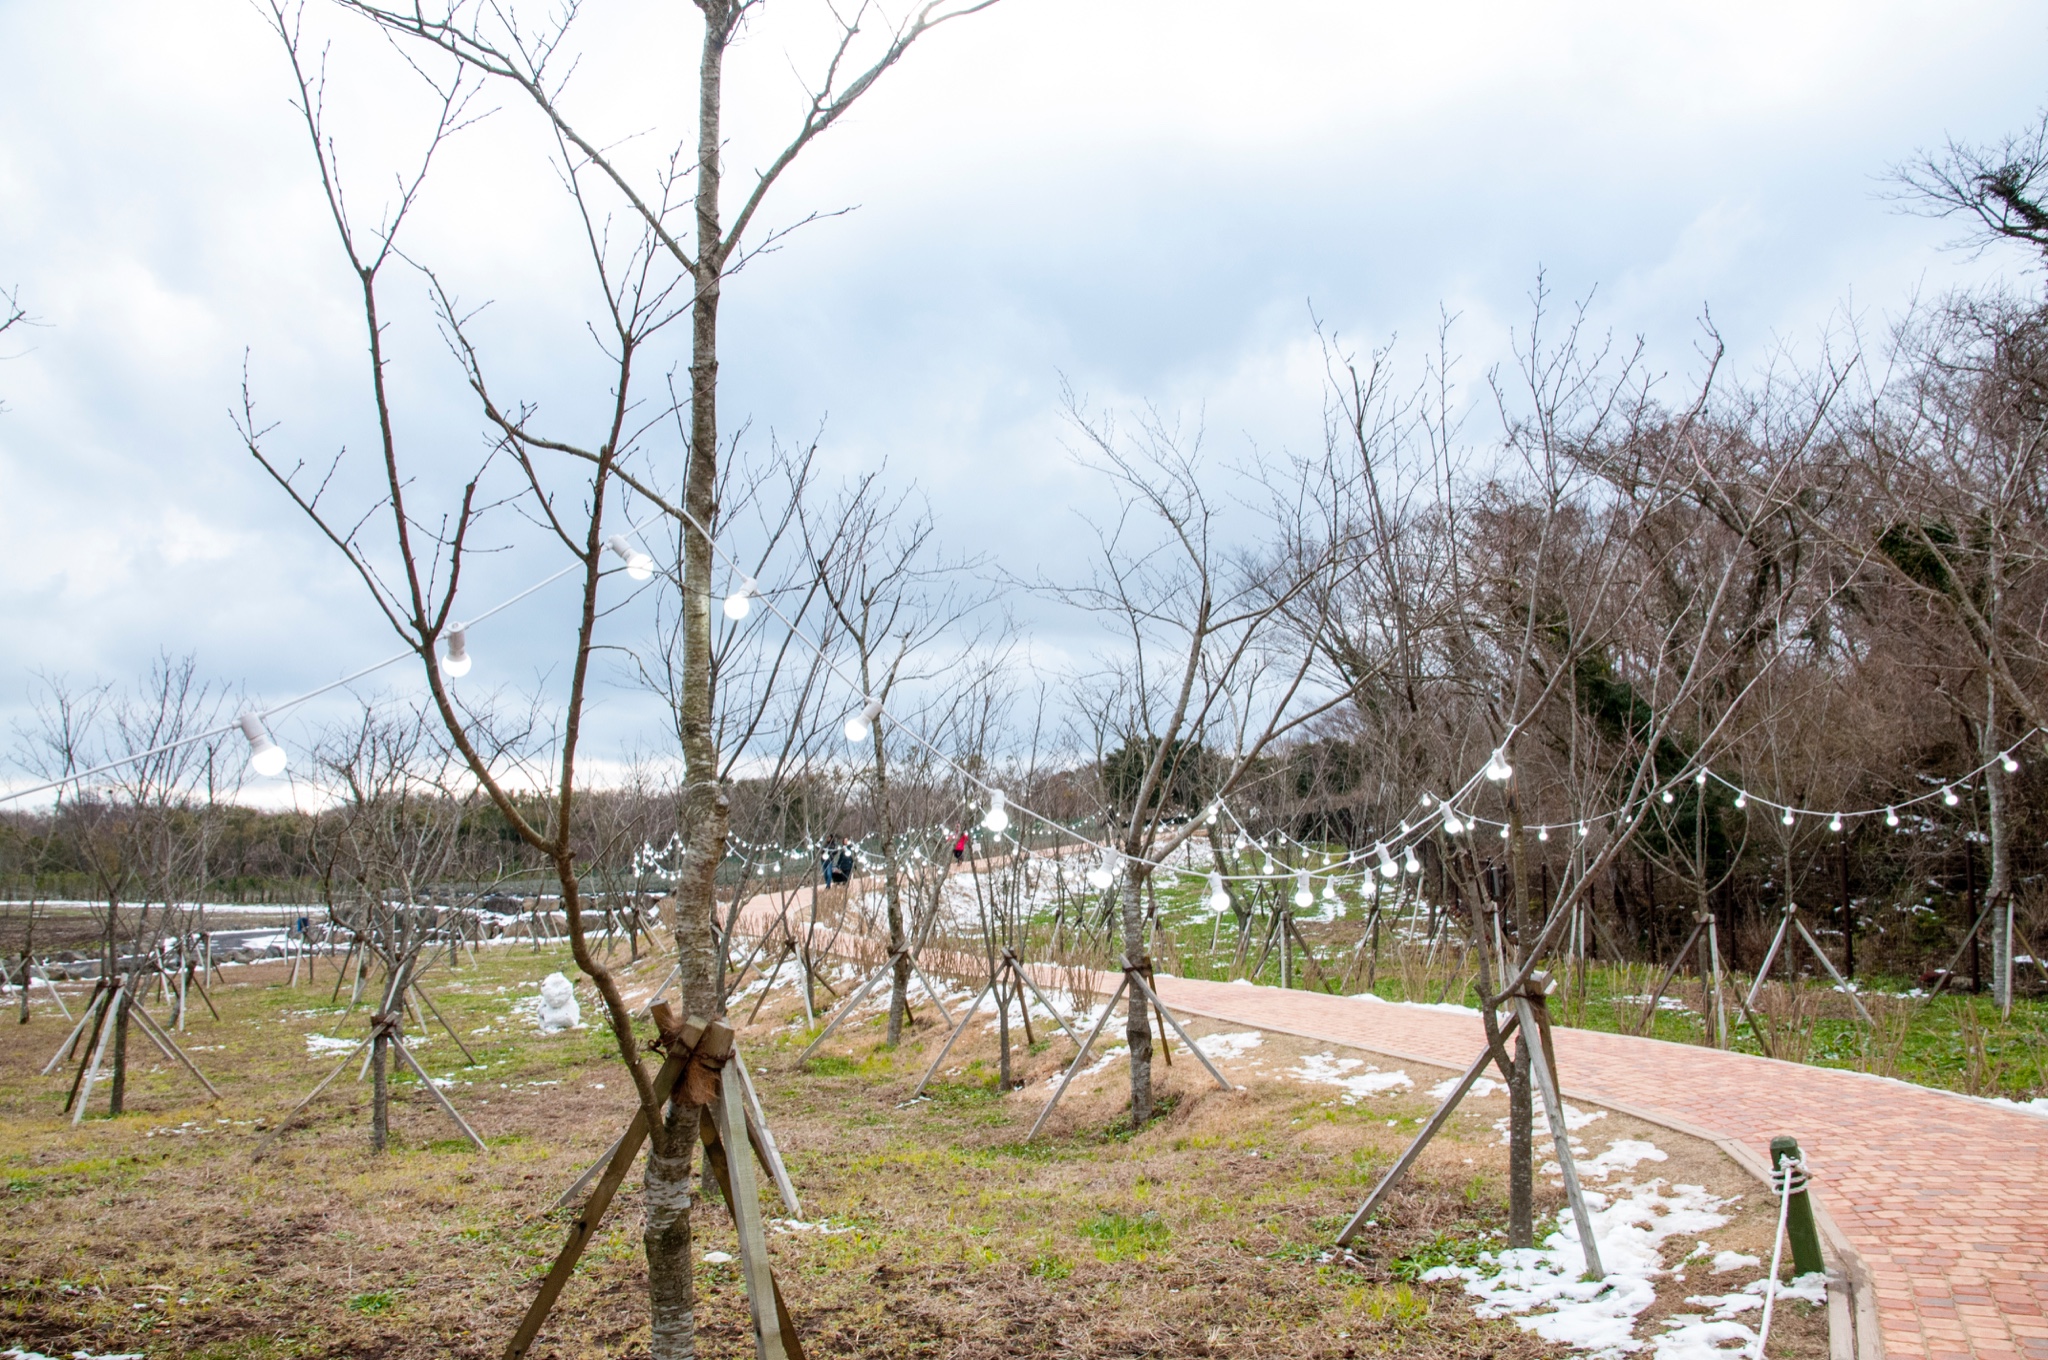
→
(1087, 852, 1116, 891)
(1734, 793, 1748, 809)
(605, 535, 654, 581)
(441, 627, 472, 678)
(1498, 824, 1510, 839)
(1661, 789, 1675, 804)
(1484, 749, 1513, 782)
(2002, 754, 2020, 774)
(723, 577, 757, 621)
(1442, 811, 1465, 834)
(1781, 807, 1796, 826)
(1694, 770, 1707, 785)
(1293, 870, 1314, 909)
(1829, 815, 1844, 833)
(1376, 844, 1399, 879)
(843, 695, 884, 743)
(1537, 826, 1550, 842)
(1321, 879, 1338, 902)
(1404, 848, 1422, 873)
(239, 714, 288, 778)
(1577, 822, 1589, 838)
(1885, 807, 1899, 828)
(1943, 786, 1960, 807)
(1207, 872, 1230, 914)
(982, 789, 1011, 834)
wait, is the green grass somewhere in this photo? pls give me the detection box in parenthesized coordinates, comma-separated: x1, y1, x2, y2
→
(1079, 1209, 1170, 1261)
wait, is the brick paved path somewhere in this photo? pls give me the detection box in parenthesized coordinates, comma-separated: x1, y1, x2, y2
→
(728, 884, 2045, 1360)
(1150, 976, 2048, 1360)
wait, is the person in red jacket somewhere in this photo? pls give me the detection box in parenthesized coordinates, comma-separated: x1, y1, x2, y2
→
(952, 829, 970, 863)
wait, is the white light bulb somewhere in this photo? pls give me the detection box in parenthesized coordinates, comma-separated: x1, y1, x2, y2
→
(442, 626, 472, 678)
(1322, 881, 1337, 902)
(1207, 872, 1230, 914)
(606, 534, 654, 581)
(1781, 808, 1796, 826)
(1829, 815, 1844, 833)
(843, 695, 884, 744)
(1404, 850, 1422, 874)
(1661, 789, 1675, 804)
(723, 577, 756, 620)
(982, 790, 1010, 834)
(1088, 854, 1115, 891)
(1576, 822, 1589, 839)
(1443, 813, 1464, 835)
(1484, 750, 1513, 782)
(2002, 754, 2019, 774)
(1885, 807, 1899, 828)
(1734, 793, 1747, 810)
(1377, 844, 1399, 879)
(1537, 826, 1550, 842)
(239, 714, 288, 778)
(1294, 870, 1313, 909)
(1943, 786, 1960, 807)
(1694, 770, 1707, 785)
(1420, 793, 1434, 807)
(1204, 805, 1219, 825)
(1498, 824, 1510, 840)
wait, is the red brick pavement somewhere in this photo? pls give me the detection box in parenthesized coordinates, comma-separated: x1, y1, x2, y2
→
(727, 886, 2045, 1360)
(1150, 976, 2048, 1360)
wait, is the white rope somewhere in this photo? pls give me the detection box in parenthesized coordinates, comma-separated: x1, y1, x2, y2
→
(1753, 1153, 1808, 1358)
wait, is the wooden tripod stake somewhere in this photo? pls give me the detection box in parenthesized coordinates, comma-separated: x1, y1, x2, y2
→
(1025, 959, 1233, 1141)
(1336, 974, 1605, 1282)
(506, 1011, 805, 1360)
(909, 947, 1084, 1101)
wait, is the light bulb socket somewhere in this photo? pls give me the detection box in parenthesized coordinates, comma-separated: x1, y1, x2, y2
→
(443, 627, 472, 677)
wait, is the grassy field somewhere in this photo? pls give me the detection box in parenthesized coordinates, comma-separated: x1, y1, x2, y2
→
(0, 942, 1826, 1359)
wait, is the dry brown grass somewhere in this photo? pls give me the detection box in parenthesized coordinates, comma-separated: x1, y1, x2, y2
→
(0, 945, 1826, 1360)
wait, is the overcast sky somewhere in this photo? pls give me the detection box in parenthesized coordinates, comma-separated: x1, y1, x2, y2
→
(1, 0, 2043, 798)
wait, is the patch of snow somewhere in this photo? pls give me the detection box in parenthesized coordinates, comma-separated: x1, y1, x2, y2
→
(1348, 990, 1478, 1015)
(304, 1032, 360, 1057)
(1182, 1031, 1264, 1061)
(1421, 1170, 1736, 1357)
(1432, 1074, 1508, 1100)
(770, 1218, 854, 1235)
(702, 1250, 734, 1264)
(1575, 1139, 1669, 1181)
(1985, 1095, 2048, 1117)
(1709, 1250, 1760, 1273)
(1289, 1051, 1413, 1102)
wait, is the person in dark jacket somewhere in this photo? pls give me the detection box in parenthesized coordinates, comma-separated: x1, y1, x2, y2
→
(834, 843, 856, 885)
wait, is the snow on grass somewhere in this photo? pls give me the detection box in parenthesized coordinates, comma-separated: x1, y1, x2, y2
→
(1178, 1030, 1264, 1061)
(304, 1032, 360, 1057)
(1415, 1132, 1818, 1360)
(1289, 1051, 1413, 1102)
(1431, 1074, 1508, 1100)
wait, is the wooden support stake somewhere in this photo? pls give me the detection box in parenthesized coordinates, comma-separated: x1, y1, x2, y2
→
(1336, 1009, 1522, 1245)
(1514, 994, 1604, 1280)
(126, 1000, 221, 1100)
(701, 1080, 806, 1360)
(909, 982, 991, 1100)
(716, 1060, 792, 1360)
(504, 1047, 689, 1360)
(390, 1037, 487, 1151)
(1027, 976, 1130, 1141)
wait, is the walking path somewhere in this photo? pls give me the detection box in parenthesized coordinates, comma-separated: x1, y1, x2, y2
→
(722, 882, 2044, 1360)
(1151, 975, 2048, 1360)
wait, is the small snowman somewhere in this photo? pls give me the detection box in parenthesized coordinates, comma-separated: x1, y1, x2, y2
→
(537, 971, 582, 1032)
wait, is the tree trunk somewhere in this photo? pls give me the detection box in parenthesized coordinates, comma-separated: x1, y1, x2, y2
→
(370, 1029, 389, 1152)
(1118, 871, 1154, 1128)
(109, 982, 131, 1117)
(1508, 1031, 1533, 1248)
(646, 7, 739, 1354)
(645, 1105, 698, 1360)
(1984, 673, 2013, 1014)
